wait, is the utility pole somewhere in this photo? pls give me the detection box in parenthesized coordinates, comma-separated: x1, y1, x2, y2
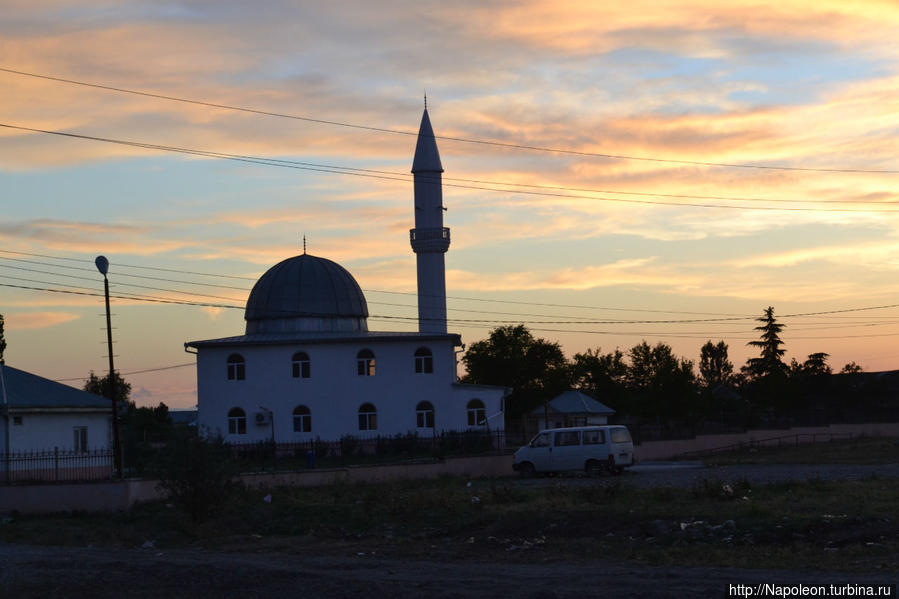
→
(95, 256, 122, 479)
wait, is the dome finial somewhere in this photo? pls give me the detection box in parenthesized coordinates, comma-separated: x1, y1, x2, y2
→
(424, 91, 427, 111)
(303, 234, 307, 255)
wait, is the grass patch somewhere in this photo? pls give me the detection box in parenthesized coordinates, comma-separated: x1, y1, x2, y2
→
(705, 436, 899, 466)
(1, 475, 897, 573)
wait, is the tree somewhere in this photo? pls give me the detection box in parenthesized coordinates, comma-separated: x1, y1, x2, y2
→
(461, 325, 570, 418)
(841, 361, 863, 374)
(571, 348, 627, 398)
(84, 370, 131, 404)
(120, 401, 174, 476)
(743, 306, 787, 379)
(0, 312, 6, 364)
(625, 341, 697, 421)
(699, 340, 733, 389)
(802, 352, 832, 377)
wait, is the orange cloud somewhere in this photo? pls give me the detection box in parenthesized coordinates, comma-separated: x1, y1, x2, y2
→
(4, 311, 81, 330)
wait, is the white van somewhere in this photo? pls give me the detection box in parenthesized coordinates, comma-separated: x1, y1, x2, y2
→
(512, 425, 634, 476)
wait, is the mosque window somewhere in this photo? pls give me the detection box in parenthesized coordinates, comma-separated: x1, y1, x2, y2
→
(358, 403, 377, 431)
(467, 399, 486, 427)
(292, 351, 311, 378)
(292, 405, 312, 433)
(227, 354, 246, 381)
(356, 349, 376, 376)
(228, 407, 247, 435)
(416, 401, 435, 428)
(414, 347, 433, 374)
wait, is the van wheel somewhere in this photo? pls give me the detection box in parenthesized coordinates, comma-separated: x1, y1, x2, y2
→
(519, 462, 536, 478)
(585, 459, 603, 477)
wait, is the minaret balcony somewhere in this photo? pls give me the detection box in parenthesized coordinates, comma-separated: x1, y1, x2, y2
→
(410, 227, 450, 253)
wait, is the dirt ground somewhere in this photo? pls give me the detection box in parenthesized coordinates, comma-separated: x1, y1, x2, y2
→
(1, 540, 896, 598)
(3, 462, 898, 597)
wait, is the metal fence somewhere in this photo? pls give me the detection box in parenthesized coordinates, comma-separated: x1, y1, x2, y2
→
(675, 432, 860, 460)
(228, 430, 523, 472)
(0, 448, 115, 484)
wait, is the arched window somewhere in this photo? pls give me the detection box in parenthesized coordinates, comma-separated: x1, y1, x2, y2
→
(414, 347, 433, 374)
(358, 403, 377, 431)
(292, 351, 311, 378)
(227, 354, 245, 381)
(467, 399, 486, 427)
(228, 407, 247, 434)
(293, 405, 311, 433)
(356, 349, 375, 376)
(416, 401, 435, 428)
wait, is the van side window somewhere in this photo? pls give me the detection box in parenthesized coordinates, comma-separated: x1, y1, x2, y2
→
(555, 431, 580, 446)
(610, 428, 632, 443)
(531, 432, 551, 447)
(583, 430, 605, 445)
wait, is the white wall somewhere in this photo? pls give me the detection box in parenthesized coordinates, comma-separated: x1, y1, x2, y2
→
(196, 337, 505, 442)
(8, 412, 111, 452)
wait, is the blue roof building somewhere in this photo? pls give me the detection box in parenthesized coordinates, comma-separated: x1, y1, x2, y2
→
(530, 390, 617, 432)
(1, 364, 112, 454)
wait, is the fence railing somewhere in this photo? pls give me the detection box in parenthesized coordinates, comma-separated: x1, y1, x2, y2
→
(0, 448, 114, 484)
(228, 430, 524, 472)
(675, 432, 859, 460)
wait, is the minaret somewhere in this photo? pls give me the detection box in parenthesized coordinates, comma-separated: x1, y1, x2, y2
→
(410, 106, 449, 334)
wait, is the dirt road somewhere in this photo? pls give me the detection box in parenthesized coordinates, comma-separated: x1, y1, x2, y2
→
(1, 541, 895, 598)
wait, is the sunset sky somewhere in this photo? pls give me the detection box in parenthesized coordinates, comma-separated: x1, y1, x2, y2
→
(2, 1, 898, 409)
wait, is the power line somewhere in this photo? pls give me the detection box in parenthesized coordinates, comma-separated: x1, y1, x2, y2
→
(6, 251, 899, 327)
(53, 362, 195, 382)
(5, 281, 899, 330)
(5, 122, 899, 213)
(2, 66, 897, 175)
(0, 249, 751, 317)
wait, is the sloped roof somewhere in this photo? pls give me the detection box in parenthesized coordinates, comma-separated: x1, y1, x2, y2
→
(531, 390, 616, 416)
(0, 364, 111, 410)
(411, 108, 443, 173)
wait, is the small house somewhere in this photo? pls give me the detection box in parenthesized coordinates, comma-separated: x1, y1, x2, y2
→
(1, 363, 112, 454)
(530, 390, 616, 433)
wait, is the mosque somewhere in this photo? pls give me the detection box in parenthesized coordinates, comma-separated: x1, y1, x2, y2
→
(185, 108, 508, 442)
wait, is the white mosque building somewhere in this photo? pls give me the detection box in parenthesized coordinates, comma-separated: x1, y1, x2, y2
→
(186, 108, 507, 443)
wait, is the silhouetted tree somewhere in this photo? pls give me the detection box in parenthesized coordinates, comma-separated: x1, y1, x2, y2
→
(571, 347, 627, 399)
(743, 306, 787, 380)
(802, 352, 832, 377)
(699, 340, 733, 389)
(461, 324, 570, 418)
(84, 370, 131, 404)
(841, 361, 863, 374)
(626, 341, 696, 422)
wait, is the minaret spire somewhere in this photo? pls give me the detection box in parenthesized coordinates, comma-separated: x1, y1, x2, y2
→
(410, 104, 449, 334)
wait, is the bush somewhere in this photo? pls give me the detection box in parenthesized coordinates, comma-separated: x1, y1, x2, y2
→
(156, 430, 240, 522)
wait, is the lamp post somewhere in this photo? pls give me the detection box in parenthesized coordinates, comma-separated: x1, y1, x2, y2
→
(95, 256, 122, 479)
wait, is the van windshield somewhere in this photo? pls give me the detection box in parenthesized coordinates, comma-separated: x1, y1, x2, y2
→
(530, 432, 551, 447)
(610, 428, 632, 443)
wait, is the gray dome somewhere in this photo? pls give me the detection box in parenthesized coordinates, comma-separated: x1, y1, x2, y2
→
(245, 254, 369, 334)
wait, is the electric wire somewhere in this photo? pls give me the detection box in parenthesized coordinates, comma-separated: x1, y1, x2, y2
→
(5, 122, 899, 213)
(2, 66, 897, 174)
(53, 362, 195, 382)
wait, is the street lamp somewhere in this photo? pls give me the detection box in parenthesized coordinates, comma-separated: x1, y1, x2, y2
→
(95, 256, 122, 479)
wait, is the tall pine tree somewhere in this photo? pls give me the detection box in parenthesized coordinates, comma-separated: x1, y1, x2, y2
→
(744, 306, 787, 379)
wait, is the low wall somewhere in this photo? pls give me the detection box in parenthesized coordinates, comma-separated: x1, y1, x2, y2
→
(0, 455, 513, 514)
(634, 422, 899, 461)
(0, 478, 160, 514)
